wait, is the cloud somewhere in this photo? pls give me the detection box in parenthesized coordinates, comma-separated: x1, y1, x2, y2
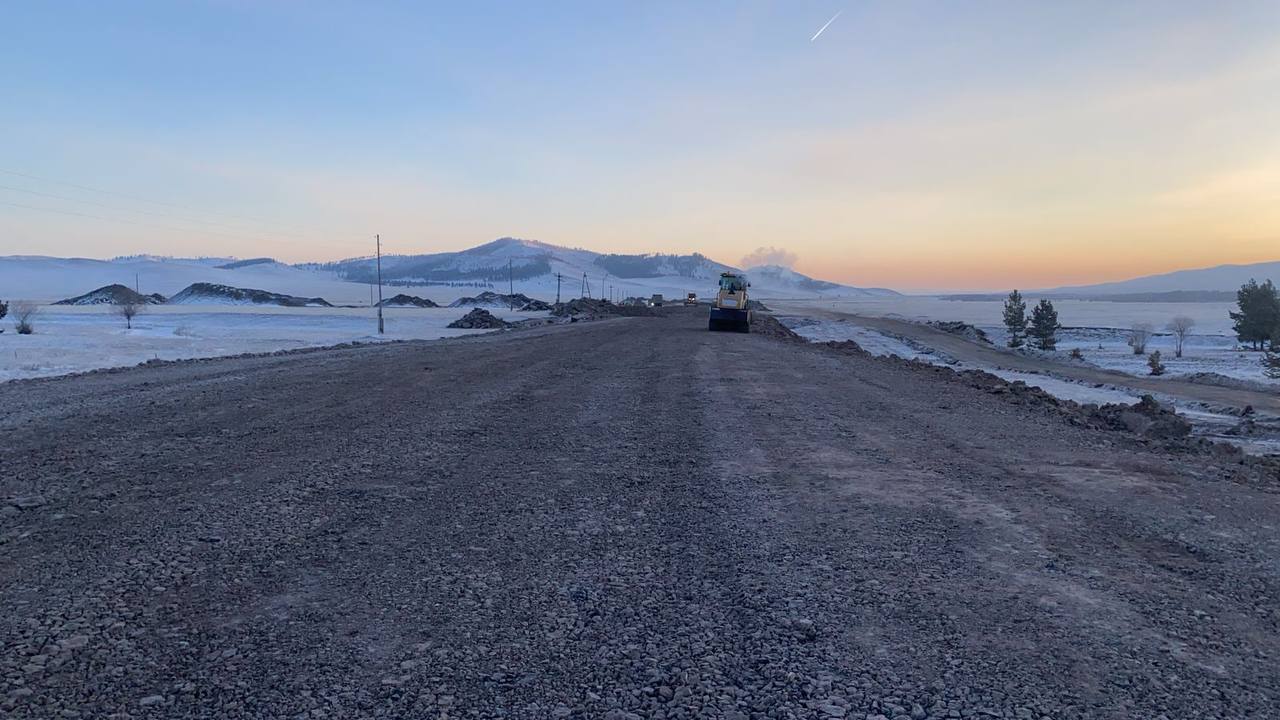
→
(740, 246, 798, 268)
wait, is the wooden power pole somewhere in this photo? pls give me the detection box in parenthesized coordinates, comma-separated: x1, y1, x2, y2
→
(375, 234, 384, 334)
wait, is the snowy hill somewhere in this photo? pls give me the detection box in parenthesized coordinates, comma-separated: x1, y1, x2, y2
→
(168, 283, 334, 307)
(54, 284, 166, 306)
(0, 239, 891, 305)
(1046, 260, 1280, 295)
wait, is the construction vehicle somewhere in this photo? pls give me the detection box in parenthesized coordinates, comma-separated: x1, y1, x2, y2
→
(684, 292, 698, 306)
(708, 272, 750, 332)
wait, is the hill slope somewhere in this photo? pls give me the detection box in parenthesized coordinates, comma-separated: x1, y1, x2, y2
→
(1047, 260, 1280, 295)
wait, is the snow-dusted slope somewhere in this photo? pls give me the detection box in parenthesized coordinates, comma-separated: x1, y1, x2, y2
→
(1046, 260, 1280, 295)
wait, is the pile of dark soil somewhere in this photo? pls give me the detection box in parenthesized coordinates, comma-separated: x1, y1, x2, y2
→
(448, 291, 547, 310)
(447, 308, 511, 329)
(928, 320, 992, 344)
(377, 294, 438, 308)
(750, 314, 803, 341)
(550, 299, 658, 319)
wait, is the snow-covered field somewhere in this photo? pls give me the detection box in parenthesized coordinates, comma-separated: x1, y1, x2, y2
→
(986, 326, 1276, 386)
(787, 296, 1237, 335)
(0, 305, 543, 382)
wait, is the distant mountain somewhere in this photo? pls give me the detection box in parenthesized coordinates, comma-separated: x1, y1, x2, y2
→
(168, 283, 333, 307)
(54, 284, 166, 306)
(1046, 260, 1280, 296)
(1, 239, 894, 305)
(314, 237, 889, 299)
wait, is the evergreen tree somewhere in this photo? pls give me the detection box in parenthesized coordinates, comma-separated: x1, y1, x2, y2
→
(1003, 289, 1028, 348)
(1147, 350, 1166, 376)
(0, 300, 7, 322)
(1029, 298, 1060, 350)
(1229, 279, 1280, 350)
(1266, 327, 1280, 380)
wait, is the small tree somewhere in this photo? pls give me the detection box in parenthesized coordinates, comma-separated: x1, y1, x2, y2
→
(1229, 278, 1280, 350)
(12, 301, 38, 334)
(0, 300, 7, 322)
(1147, 350, 1166, 376)
(1003, 289, 1028, 348)
(1029, 298, 1060, 350)
(1129, 323, 1153, 355)
(1264, 329, 1280, 379)
(114, 300, 141, 329)
(1166, 316, 1194, 358)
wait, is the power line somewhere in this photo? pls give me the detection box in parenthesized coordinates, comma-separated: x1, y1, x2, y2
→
(0, 183, 289, 237)
(0, 199, 285, 244)
(0, 167, 328, 239)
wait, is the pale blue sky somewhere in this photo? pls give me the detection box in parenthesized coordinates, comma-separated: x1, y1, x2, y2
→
(2, 1, 1278, 289)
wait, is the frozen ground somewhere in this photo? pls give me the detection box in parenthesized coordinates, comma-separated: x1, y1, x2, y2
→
(795, 296, 1237, 334)
(988, 326, 1277, 386)
(782, 317, 1144, 405)
(0, 305, 544, 382)
(781, 314, 1280, 454)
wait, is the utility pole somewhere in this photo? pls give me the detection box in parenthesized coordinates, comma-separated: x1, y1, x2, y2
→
(375, 234, 384, 334)
(555, 273, 562, 304)
(508, 259, 514, 311)
(135, 273, 140, 294)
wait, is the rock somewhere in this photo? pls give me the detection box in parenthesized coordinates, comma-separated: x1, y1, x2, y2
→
(9, 496, 47, 509)
(819, 704, 848, 717)
(138, 694, 165, 706)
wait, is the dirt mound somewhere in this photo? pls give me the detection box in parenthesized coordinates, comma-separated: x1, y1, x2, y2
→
(448, 291, 548, 310)
(751, 314, 803, 341)
(447, 308, 511, 329)
(551, 299, 657, 319)
(377, 294, 438, 308)
(821, 339, 870, 356)
(1086, 395, 1193, 440)
(927, 320, 992, 344)
(55, 284, 166, 306)
(1179, 372, 1276, 393)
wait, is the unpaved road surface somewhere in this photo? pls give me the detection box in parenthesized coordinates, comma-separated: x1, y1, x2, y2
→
(776, 306, 1280, 417)
(2, 309, 1278, 719)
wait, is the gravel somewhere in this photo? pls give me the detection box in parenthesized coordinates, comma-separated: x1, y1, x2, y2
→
(1, 308, 1278, 718)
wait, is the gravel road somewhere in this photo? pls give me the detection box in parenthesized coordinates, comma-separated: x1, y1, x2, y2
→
(2, 309, 1278, 719)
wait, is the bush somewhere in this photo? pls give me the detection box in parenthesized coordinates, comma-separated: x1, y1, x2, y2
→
(12, 301, 37, 334)
(1129, 323, 1153, 355)
(1147, 350, 1166, 376)
(1069, 347, 1084, 360)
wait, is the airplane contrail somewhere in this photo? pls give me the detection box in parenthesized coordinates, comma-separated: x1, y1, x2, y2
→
(810, 10, 842, 42)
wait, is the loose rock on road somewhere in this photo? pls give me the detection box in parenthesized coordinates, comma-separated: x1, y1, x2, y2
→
(2, 309, 1278, 718)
